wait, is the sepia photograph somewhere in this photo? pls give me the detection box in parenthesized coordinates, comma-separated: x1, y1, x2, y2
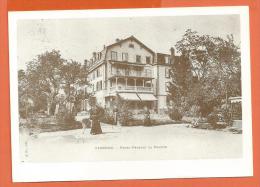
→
(8, 7, 252, 182)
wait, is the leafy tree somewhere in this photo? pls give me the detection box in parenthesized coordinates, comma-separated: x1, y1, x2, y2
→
(18, 70, 30, 118)
(168, 54, 193, 99)
(26, 50, 64, 115)
(22, 50, 91, 116)
(167, 53, 193, 115)
(169, 29, 241, 117)
(61, 60, 90, 113)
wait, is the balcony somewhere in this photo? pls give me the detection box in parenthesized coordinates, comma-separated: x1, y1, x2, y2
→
(110, 85, 153, 93)
(110, 70, 153, 79)
(109, 60, 146, 67)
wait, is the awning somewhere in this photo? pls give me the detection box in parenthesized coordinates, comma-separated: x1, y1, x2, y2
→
(118, 93, 140, 101)
(229, 96, 242, 103)
(137, 93, 157, 101)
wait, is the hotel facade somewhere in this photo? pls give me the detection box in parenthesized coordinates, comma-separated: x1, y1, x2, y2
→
(81, 36, 175, 114)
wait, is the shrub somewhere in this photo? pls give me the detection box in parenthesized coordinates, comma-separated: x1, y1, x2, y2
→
(63, 113, 75, 123)
(168, 109, 183, 121)
(100, 109, 115, 125)
(207, 112, 218, 128)
(56, 111, 81, 129)
(118, 103, 134, 126)
(189, 105, 200, 117)
(220, 104, 233, 126)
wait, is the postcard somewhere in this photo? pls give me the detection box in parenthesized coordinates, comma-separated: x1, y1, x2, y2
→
(8, 6, 252, 182)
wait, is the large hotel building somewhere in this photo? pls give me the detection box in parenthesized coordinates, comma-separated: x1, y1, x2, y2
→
(81, 36, 176, 114)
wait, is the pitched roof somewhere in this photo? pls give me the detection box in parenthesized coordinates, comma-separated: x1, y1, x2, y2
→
(106, 35, 155, 54)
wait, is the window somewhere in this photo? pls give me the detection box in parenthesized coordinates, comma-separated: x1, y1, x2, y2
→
(129, 43, 134, 48)
(92, 71, 96, 80)
(96, 81, 103, 91)
(136, 55, 141, 63)
(96, 67, 102, 77)
(96, 68, 100, 77)
(165, 68, 170, 78)
(111, 51, 117, 61)
(122, 53, 128, 61)
(146, 56, 151, 64)
(145, 69, 152, 77)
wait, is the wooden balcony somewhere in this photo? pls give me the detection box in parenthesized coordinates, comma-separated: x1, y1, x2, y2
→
(109, 60, 146, 67)
(109, 70, 153, 79)
(110, 85, 153, 93)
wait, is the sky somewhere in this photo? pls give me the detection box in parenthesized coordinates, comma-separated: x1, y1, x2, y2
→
(17, 14, 240, 70)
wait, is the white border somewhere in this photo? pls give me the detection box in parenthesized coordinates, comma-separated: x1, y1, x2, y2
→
(8, 6, 252, 182)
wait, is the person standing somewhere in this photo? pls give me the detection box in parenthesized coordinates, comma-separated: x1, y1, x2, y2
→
(113, 106, 118, 126)
(144, 106, 151, 126)
(89, 102, 103, 135)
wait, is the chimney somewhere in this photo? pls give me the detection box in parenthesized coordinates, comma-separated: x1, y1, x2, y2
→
(115, 38, 120, 42)
(170, 47, 175, 64)
(103, 45, 106, 49)
(170, 47, 175, 56)
(84, 59, 89, 67)
(93, 52, 97, 61)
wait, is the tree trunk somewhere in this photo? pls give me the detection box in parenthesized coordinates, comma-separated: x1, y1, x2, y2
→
(47, 102, 51, 115)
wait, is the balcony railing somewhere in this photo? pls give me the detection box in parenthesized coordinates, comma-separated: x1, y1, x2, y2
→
(110, 71, 153, 78)
(110, 85, 153, 92)
(109, 60, 145, 66)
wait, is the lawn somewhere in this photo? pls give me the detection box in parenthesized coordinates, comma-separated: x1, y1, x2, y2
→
(20, 123, 243, 162)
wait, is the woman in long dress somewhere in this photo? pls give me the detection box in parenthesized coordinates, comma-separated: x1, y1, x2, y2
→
(90, 104, 103, 135)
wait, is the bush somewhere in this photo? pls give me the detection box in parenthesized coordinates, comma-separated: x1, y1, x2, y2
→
(100, 109, 115, 125)
(118, 103, 134, 126)
(207, 112, 218, 128)
(56, 111, 81, 129)
(123, 118, 177, 126)
(168, 109, 183, 121)
(189, 105, 200, 117)
(220, 105, 233, 126)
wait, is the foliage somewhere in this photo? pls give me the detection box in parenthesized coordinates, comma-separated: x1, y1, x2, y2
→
(117, 100, 134, 126)
(18, 50, 90, 117)
(188, 105, 200, 117)
(168, 108, 183, 121)
(100, 109, 115, 125)
(168, 29, 241, 118)
(207, 112, 218, 127)
(220, 104, 233, 126)
(61, 60, 90, 113)
(56, 110, 73, 125)
(18, 70, 32, 118)
(25, 50, 65, 115)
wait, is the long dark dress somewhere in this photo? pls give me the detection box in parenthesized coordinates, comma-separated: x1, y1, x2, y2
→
(90, 107, 103, 135)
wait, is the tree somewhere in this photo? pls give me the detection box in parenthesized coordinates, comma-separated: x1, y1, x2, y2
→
(18, 70, 30, 118)
(169, 29, 241, 117)
(211, 35, 241, 103)
(167, 53, 193, 114)
(175, 29, 216, 81)
(61, 60, 90, 113)
(25, 50, 65, 115)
